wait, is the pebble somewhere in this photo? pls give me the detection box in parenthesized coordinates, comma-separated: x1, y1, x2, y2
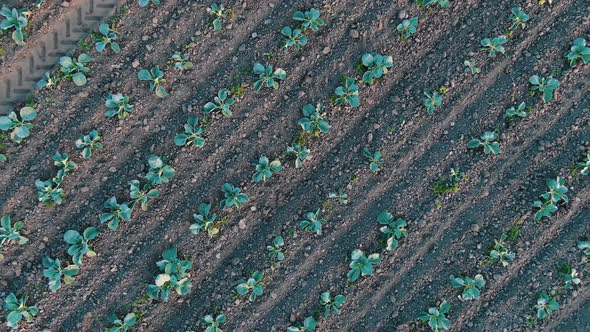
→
(398, 10, 407, 19)
(251, 32, 258, 39)
(350, 29, 360, 39)
(322, 46, 331, 55)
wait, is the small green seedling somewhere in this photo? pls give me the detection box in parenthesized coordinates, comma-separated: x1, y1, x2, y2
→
(397, 17, 418, 39)
(0, 154, 6, 162)
(236, 271, 264, 302)
(35, 176, 64, 206)
(328, 189, 348, 205)
(504, 102, 527, 122)
(207, 3, 226, 31)
(529, 75, 559, 103)
(107, 313, 137, 332)
(287, 317, 316, 332)
(560, 265, 581, 289)
(565, 38, 589, 67)
(138, 67, 168, 98)
(361, 53, 393, 84)
(320, 291, 345, 318)
(287, 144, 311, 168)
(534, 293, 559, 320)
(220, 183, 248, 210)
(190, 202, 219, 237)
(36, 71, 59, 89)
(578, 240, 590, 260)
(293, 8, 324, 32)
(468, 131, 500, 155)
(129, 180, 159, 211)
(347, 249, 381, 282)
(171, 51, 193, 70)
(0, 216, 28, 259)
(96, 23, 120, 53)
(64, 227, 99, 266)
(509, 7, 529, 32)
(138, 0, 160, 7)
(433, 167, 466, 195)
(100, 197, 132, 231)
(147, 247, 193, 302)
(377, 211, 407, 251)
(203, 88, 234, 118)
(464, 60, 480, 74)
(450, 274, 485, 300)
(362, 148, 383, 173)
(298, 103, 330, 135)
(578, 153, 590, 175)
(252, 156, 282, 182)
(489, 233, 515, 267)
(201, 314, 225, 332)
(335, 77, 360, 107)
(267, 235, 284, 267)
(300, 209, 327, 235)
(105, 93, 134, 120)
(423, 91, 443, 115)
(533, 176, 568, 222)
(42, 256, 79, 291)
(417, 0, 449, 8)
(281, 26, 307, 50)
(146, 155, 175, 185)
(75, 129, 102, 159)
(480, 36, 507, 57)
(175, 116, 206, 147)
(0, 8, 28, 45)
(418, 300, 451, 331)
(59, 54, 92, 86)
(52, 151, 77, 173)
(3, 293, 38, 329)
(0, 106, 37, 143)
(253, 63, 286, 91)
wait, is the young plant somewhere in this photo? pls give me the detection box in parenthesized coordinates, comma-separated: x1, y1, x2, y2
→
(0, 154, 6, 162)
(35, 176, 64, 206)
(220, 183, 249, 210)
(207, 3, 226, 31)
(509, 7, 529, 32)
(64, 227, 99, 266)
(252, 63, 286, 91)
(529, 75, 559, 103)
(52, 151, 77, 173)
(201, 314, 226, 332)
(146, 155, 175, 185)
(138, 0, 160, 7)
(95, 23, 120, 53)
(171, 51, 193, 70)
(361, 53, 393, 84)
(397, 17, 418, 39)
(36, 71, 59, 89)
(190, 203, 219, 237)
(236, 271, 264, 302)
(287, 317, 316, 332)
(320, 291, 345, 318)
(577, 241, 590, 260)
(488, 233, 516, 267)
(578, 153, 590, 175)
(418, 300, 451, 331)
(107, 313, 137, 332)
(534, 293, 559, 320)
(334, 77, 360, 107)
(281, 26, 307, 50)
(565, 38, 589, 67)
(503, 102, 527, 122)
(252, 156, 282, 182)
(298, 103, 330, 135)
(377, 211, 407, 251)
(464, 60, 480, 74)
(75, 129, 103, 159)
(299, 209, 327, 235)
(138, 67, 168, 98)
(450, 274, 485, 300)
(328, 189, 348, 205)
(423, 91, 443, 115)
(0, 8, 28, 45)
(362, 148, 383, 173)
(480, 36, 507, 57)
(560, 265, 581, 289)
(42, 256, 79, 291)
(417, 0, 450, 8)
(534, 176, 568, 222)
(146, 247, 193, 302)
(267, 235, 284, 267)
(59, 54, 92, 86)
(293, 8, 324, 32)
(203, 88, 234, 118)
(0, 106, 37, 143)
(100, 197, 132, 231)
(467, 131, 500, 155)
(433, 167, 466, 195)
(347, 249, 381, 282)
(174, 116, 206, 148)
(0, 216, 28, 259)
(287, 144, 311, 168)
(129, 180, 159, 211)
(3, 293, 38, 329)
(105, 93, 134, 120)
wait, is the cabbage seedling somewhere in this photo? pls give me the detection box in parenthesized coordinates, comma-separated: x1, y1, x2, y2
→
(362, 148, 383, 173)
(171, 51, 193, 70)
(52, 151, 77, 174)
(565, 38, 589, 67)
(451, 274, 485, 300)
(0, 106, 36, 143)
(468, 131, 500, 155)
(328, 189, 348, 205)
(59, 54, 92, 86)
(107, 313, 137, 332)
(236, 271, 264, 302)
(75, 130, 103, 159)
(0, 154, 6, 162)
(190, 202, 219, 237)
(139, 0, 160, 7)
(320, 291, 345, 318)
(100, 197, 132, 231)
(220, 183, 249, 210)
(287, 144, 311, 168)
(418, 300, 451, 331)
(0, 216, 28, 260)
(203, 88, 234, 118)
(298, 103, 330, 135)
(147, 247, 192, 302)
(105, 93, 134, 120)
(489, 234, 515, 267)
(335, 77, 360, 107)
(509, 7, 529, 32)
(207, 3, 226, 31)
(433, 167, 466, 195)
(36, 72, 59, 89)
(293, 8, 324, 32)
(377, 211, 407, 251)
(3, 293, 38, 329)
(534, 293, 559, 320)
(423, 91, 442, 115)
(533, 200, 557, 222)
(138, 67, 168, 98)
(480, 36, 507, 57)
(129, 180, 159, 211)
(578, 153, 590, 175)
(417, 0, 449, 8)
(146, 155, 175, 185)
(267, 235, 284, 266)
(503, 102, 526, 121)
(287, 317, 316, 332)
(175, 116, 206, 147)
(577, 241, 590, 260)
(0, 8, 28, 45)
(361, 53, 393, 84)
(201, 314, 225, 332)
(464, 60, 480, 74)
(281, 26, 307, 50)
(533, 177, 568, 222)
(397, 17, 418, 39)
(64, 227, 99, 266)
(96, 23, 120, 53)
(347, 249, 381, 282)
(252, 63, 287, 91)
(560, 265, 581, 289)
(35, 177, 64, 205)
(252, 156, 282, 182)
(529, 75, 559, 103)
(42, 256, 79, 291)
(300, 209, 327, 235)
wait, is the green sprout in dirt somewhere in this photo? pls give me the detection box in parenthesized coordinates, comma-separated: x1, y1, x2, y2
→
(220, 183, 249, 210)
(577, 240, 590, 261)
(252, 156, 282, 182)
(0, 106, 37, 143)
(287, 144, 311, 169)
(362, 148, 383, 173)
(75, 129, 102, 159)
(203, 88, 235, 118)
(59, 54, 92, 86)
(138, 66, 168, 98)
(451, 274, 485, 300)
(534, 293, 559, 320)
(300, 209, 327, 235)
(0, 154, 6, 162)
(236, 271, 264, 302)
(559, 265, 581, 289)
(288, 316, 316, 332)
(418, 300, 451, 331)
(105, 93, 134, 120)
(468, 131, 501, 155)
(201, 313, 225, 332)
(138, 0, 160, 7)
(0, 216, 28, 260)
(533, 176, 568, 222)
(377, 211, 407, 251)
(320, 291, 345, 318)
(488, 233, 515, 267)
(298, 103, 330, 135)
(423, 91, 443, 115)
(190, 202, 219, 237)
(480, 36, 507, 57)
(361, 53, 393, 85)
(433, 167, 466, 196)
(267, 235, 284, 268)
(207, 3, 226, 31)
(107, 312, 137, 332)
(42, 256, 79, 291)
(35, 176, 64, 206)
(175, 116, 206, 148)
(281, 26, 307, 50)
(328, 189, 348, 205)
(335, 77, 360, 107)
(171, 51, 193, 71)
(64, 227, 99, 266)
(464, 60, 480, 75)
(529, 75, 559, 103)
(293, 8, 324, 32)
(3, 293, 38, 329)
(577, 153, 590, 175)
(53, 151, 77, 173)
(36, 71, 59, 89)
(509, 7, 529, 32)
(253, 63, 286, 91)
(129, 180, 160, 211)
(503, 102, 527, 122)
(146, 155, 175, 185)
(100, 197, 132, 231)
(347, 249, 381, 282)
(565, 38, 589, 67)
(417, 0, 449, 8)
(0, 8, 28, 46)
(95, 23, 120, 53)
(397, 17, 418, 39)
(147, 247, 193, 302)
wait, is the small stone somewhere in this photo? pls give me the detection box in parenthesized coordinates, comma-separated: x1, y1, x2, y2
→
(251, 32, 258, 39)
(322, 46, 331, 55)
(350, 29, 360, 39)
(81, 187, 90, 193)
(398, 10, 407, 19)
